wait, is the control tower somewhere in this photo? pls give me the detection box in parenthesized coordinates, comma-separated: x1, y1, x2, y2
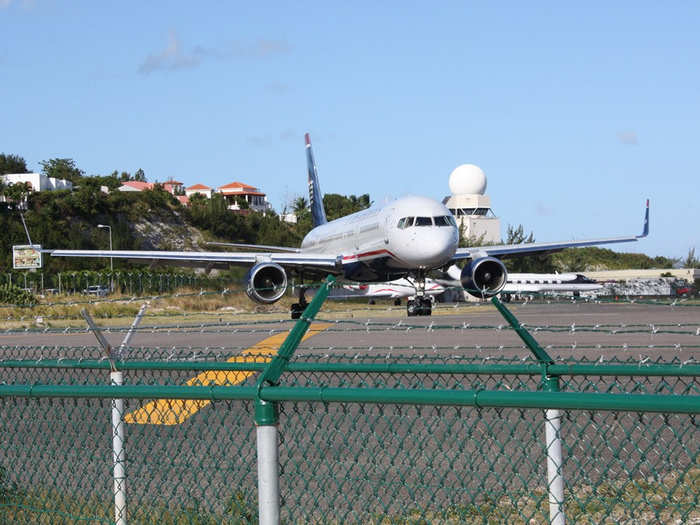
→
(442, 164, 501, 244)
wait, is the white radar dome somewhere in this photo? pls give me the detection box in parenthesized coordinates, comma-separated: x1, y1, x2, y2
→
(449, 164, 487, 195)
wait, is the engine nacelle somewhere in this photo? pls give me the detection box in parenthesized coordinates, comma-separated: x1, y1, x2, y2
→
(245, 263, 288, 304)
(460, 257, 508, 298)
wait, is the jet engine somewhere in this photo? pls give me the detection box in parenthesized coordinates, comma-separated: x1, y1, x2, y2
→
(460, 257, 507, 298)
(245, 263, 288, 304)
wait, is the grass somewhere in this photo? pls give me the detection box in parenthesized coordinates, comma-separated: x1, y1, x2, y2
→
(1, 468, 697, 524)
(0, 289, 496, 330)
(0, 488, 258, 524)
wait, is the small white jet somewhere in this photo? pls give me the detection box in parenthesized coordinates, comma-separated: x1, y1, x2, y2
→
(47, 134, 649, 318)
(337, 270, 602, 312)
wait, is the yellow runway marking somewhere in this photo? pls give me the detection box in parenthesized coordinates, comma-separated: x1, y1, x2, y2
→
(124, 323, 331, 425)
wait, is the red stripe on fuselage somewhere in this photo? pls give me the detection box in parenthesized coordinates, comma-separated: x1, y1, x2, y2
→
(342, 249, 398, 262)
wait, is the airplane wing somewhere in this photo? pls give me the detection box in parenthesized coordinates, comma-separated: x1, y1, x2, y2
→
(205, 242, 301, 253)
(453, 200, 649, 261)
(45, 249, 341, 270)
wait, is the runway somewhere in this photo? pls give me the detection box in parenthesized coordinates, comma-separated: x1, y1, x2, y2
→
(0, 301, 698, 522)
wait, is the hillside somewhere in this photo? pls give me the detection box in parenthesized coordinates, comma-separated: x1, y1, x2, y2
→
(0, 163, 677, 275)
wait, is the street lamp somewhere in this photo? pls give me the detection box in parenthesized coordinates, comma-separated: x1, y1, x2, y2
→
(97, 224, 113, 272)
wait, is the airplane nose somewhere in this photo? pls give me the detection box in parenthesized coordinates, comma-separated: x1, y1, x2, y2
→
(403, 228, 457, 268)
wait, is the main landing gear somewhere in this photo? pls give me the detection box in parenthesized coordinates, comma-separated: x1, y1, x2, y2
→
(290, 285, 308, 320)
(406, 270, 432, 317)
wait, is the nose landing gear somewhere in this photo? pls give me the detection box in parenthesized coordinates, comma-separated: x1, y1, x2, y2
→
(406, 296, 432, 316)
(406, 270, 432, 316)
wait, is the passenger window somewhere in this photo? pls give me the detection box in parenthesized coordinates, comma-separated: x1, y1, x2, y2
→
(415, 217, 432, 226)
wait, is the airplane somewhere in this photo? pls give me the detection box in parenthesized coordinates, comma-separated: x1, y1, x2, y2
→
(46, 134, 649, 318)
(334, 279, 447, 306)
(442, 266, 602, 302)
(335, 270, 602, 312)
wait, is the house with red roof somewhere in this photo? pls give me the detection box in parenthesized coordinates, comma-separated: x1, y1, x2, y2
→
(162, 178, 184, 195)
(118, 181, 154, 192)
(218, 181, 271, 213)
(185, 183, 214, 199)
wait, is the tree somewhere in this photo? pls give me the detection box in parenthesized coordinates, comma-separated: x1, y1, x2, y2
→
(133, 169, 146, 182)
(2, 182, 32, 209)
(683, 247, 699, 269)
(0, 154, 29, 175)
(39, 158, 83, 183)
(458, 222, 487, 248)
(292, 196, 308, 216)
(502, 224, 556, 273)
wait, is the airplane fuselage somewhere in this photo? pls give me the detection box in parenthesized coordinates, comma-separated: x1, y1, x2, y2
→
(300, 195, 459, 282)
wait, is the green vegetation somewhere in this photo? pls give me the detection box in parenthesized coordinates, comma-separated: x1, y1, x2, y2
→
(0, 154, 29, 175)
(0, 153, 373, 275)
(0, 152, 686, 275)
(0, 284, 35, 306)
(0, 486, 258, 524)
(1, 468, 696, 524)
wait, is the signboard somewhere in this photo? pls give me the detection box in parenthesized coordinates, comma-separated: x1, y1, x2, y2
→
(12, 245, 42, 270)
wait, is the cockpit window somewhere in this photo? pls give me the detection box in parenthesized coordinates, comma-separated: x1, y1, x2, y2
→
(397, 217, 414, 229)
(434, 215, 456, 227)
(415, 217, 432, 226)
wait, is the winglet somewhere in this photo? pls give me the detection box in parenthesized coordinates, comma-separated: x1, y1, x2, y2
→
(305, 133, 327, 227)
(638, 199, 650, 238)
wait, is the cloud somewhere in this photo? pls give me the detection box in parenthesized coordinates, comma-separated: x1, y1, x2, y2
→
(139, 33, 292, 75)
(207, 39, 291, 59)
(138, 31, 200, 74)
(617, 131, 639, 145)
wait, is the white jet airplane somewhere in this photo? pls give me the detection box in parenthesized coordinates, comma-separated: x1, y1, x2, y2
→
(47, 134, 649, 318)
(337, 271, 601, 312)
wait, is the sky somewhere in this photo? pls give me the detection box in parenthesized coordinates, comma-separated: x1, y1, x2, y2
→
(1, 1, 698, 259)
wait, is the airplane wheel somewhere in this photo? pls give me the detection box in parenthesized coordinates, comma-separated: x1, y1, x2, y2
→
(394, 298, 401, 306)
(406, 300, 418, 317)
(290, 303, 304, 320)
(368, 299, 376, 305)
(419, 297, 432, 316)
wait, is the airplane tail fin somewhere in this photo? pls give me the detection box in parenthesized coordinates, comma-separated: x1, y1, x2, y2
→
(305, 133, 327, 227)
(638, 199, 650, 238)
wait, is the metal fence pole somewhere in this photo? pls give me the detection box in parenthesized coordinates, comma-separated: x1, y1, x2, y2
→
(545, 376, 565, 525)
(492, 296, 566, 525)
(255, 401, 280, 525)
(111, 370, 127, 525)
(253, 275, 335, 525)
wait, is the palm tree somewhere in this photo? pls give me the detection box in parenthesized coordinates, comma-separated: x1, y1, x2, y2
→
(292, 196, 308, 216)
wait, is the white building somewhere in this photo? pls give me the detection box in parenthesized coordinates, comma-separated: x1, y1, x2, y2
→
(185, 183, 214, 199)
(218, 181, 272, 214)
(442, 164, 500, 244)
(2, 173, 73, 192)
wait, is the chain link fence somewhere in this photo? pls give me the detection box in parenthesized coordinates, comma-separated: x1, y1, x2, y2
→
(0, 287, 698, 523)
(1, 354, 698, 523)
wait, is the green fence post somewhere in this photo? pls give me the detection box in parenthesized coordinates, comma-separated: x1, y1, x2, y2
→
(492, 296, 565, 525)
(254, 275, 335, 525)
